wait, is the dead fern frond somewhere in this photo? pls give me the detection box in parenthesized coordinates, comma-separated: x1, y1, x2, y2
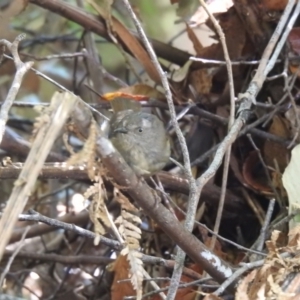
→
(122, 250, 143, 300)
(85, 175, 111, 245)
(67, 119, 98, 180)
(114, 188, 143, 300)
(114, 188, 139, 212)
(31, 105, 52, 141)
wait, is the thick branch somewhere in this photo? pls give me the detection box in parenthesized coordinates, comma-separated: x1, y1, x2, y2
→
(28, 0, 189, 66)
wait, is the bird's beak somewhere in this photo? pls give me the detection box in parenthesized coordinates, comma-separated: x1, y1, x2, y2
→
(113, 127, 128, 134)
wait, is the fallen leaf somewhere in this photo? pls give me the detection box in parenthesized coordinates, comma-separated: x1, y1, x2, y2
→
(285, 106, 300, 143)
(189, 68, 216, 96)
(102, 84, 165, 101)
(242, 151, 273, 194)
(186, 23, 204, 55)
(262, 0, 289, 11)
(189, 0, 233, 26)
(288, 27, 300, 56)
(111, 255, 136, 300)
(263, 115, 290, 172)
(88, 0, 161, 83)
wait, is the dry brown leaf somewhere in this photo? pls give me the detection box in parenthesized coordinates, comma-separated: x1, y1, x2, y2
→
(114, 189, 143, 300)
(103, 84, 165, 101)
(242, 151, 273, 194)
(111, 255, 136, 300)
(210, 7, 246, 61)
(288, 27, 300, 56)
(114, 188, 138, 212)
(151, 265, 201, 300)
(242, 229, 300, 299)
(285, 106, 300, 143)
(189, 68, 216, 96)
(194, 7, 246, 63)
(263, 115, 290, 172)
(67, 119, 98, 180)
(287, 225, 300, 248)
(261, 0, 290, 11)
(189, 0, 233, 26)
(87, 0, 160, 83)
(235, 269, 257, 300)
(120, 249, 143, 300)
(112, 17, 161, 83)
(186, 23, 204, 55)
(86, 177, 111, 245)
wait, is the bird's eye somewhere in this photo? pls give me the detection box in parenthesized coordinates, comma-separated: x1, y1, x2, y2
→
(138, 127, 143, 133)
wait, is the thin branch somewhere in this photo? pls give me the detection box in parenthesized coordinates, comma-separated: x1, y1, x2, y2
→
(264, 1, 300, 77)
(120, 1, 198, 299)
(2, 53, 107, 122)
(213, 259, 264, 296)
(0, 34, 34, 144)
(19, 210, 120, 249)
(255, 199, 275, 253)
(142, 269, 167, 300)
(28, 0, 190, 66)
(189, 57, 300, 65)
(20, 50, 86, 61)
(198, 0, 235, 252)
(194, 0, 298, 232)
(0, 227, 30, 289)
(240, 0, 296, 104)
(3, 250, 113, 265)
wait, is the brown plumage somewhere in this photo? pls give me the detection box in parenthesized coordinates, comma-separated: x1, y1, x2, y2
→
(109, 98, 170, 175)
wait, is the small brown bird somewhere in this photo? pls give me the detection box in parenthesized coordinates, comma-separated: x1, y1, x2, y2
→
(109, 98, 170, 176)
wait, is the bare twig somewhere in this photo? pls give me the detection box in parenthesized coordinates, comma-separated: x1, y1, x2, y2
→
(3, 53, 108, 122)
(20, 50, 86, 61)
(215, 248, 300, 295)
(239, 0, 296, 105)
(3, 250, 113, 265)
(213, 259, 264, 296)
(189, 57, 298, 65)
(0, 227, 30, 289)
(264, 1, 300, 77)
(255, 199, 276, 253)
(212, 5, 300, 292)
(21, 209, 120, 249)
(142, 269, 167, 300)
(195, 0, 298, 240)
(198, 0, 235, 252)
(120, 1, 198, 299)
(29, 0, 190, 66)
(247, 134, 281, 201)
(0, 34, 34, 144)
